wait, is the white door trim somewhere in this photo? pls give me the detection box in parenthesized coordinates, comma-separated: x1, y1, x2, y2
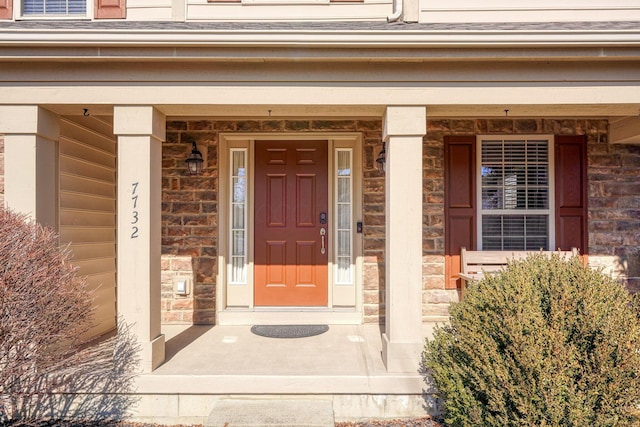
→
(217, 132, 363, 325)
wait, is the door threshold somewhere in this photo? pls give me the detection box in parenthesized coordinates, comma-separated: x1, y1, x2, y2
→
(217, 308, 362, 326)
(249, 306, 349, 312)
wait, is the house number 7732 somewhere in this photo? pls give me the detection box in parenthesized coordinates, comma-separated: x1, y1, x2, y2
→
(131, 182, 140, 239)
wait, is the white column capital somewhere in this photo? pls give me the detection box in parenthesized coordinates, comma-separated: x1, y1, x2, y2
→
(383, 106, 426, 141)
(2, 106, 59, 229)
(0, 105, 59, 140)
(113, 105, 166, 141)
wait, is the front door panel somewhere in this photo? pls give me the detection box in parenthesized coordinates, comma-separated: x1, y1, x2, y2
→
(254, 140, 328, 306)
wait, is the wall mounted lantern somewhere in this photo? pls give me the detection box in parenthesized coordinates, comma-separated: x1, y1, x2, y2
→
(376, 141, 386, 174)
(185, 141, 204, 176)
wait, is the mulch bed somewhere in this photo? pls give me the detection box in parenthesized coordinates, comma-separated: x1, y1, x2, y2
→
(336, 417, 443, 427)
(7, 416, 443, 426)
(4, 423, 203, 427)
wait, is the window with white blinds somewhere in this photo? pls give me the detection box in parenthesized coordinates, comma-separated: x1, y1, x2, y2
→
(478, 136, 553, 250)
(23, 0, 86, 15)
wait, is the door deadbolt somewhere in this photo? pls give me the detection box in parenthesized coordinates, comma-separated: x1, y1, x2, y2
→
(320, 212, 327, 224)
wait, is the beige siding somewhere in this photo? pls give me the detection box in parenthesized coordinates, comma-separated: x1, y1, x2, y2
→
(419, 0, 640, 23)
(187, 0, 391, 21)
(126, 0, 173, 21)
(59, 116, 117, 338)
(127, 0, 638, 23)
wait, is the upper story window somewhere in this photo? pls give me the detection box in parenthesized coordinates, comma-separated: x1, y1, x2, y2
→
(477, 135, 554, 251)
(23, 0, 86, 15)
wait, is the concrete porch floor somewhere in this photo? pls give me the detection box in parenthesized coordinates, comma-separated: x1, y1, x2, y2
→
(139, 323, 431, 394)
(131, 324, 436, 423)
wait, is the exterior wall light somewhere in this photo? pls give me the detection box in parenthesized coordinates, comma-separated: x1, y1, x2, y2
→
(376, 141, 386, 174)
(185, 141, 204, 175)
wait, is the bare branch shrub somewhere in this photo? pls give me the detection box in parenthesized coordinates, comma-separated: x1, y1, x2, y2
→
(0, 208, 140, 424)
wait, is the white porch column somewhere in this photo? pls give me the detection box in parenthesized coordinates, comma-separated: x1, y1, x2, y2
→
(114, 106, 166, 373)
(0, 105, 59, 228)
(382, 106, 426, 373)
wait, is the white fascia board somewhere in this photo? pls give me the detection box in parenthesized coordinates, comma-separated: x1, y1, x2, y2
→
(1, 28, 640, 48)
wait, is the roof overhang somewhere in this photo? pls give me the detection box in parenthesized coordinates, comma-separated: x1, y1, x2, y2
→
(1, 21, 640, 62)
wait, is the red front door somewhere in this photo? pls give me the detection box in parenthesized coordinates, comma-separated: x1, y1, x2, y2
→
(254, 140, 329, 306)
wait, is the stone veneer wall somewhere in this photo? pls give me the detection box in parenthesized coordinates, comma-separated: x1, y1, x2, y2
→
(421, 118, 640, 320)
(160, 117, 640, 325)
(161, 119, 385, 325)
(161, 121, 219, 324)
(584, 123, 640, 293)
(160, 256, 195, 323)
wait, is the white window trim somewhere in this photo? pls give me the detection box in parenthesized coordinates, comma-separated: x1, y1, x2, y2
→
(229, 148, 249, 286)
(221, 138, 254, 308)
(476, 134, 555, 251)
(15, 0, 92, 19)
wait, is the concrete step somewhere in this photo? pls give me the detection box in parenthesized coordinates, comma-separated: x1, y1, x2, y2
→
(205, 398, 335, 427)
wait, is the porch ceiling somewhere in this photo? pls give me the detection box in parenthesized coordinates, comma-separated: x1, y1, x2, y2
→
(44, 103, 639, 119)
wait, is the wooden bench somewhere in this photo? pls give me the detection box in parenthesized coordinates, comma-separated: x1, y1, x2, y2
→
(460, 247, 578, 298)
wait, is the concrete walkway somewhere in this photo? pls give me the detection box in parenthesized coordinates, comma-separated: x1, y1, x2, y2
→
(205, 398, 335, 427)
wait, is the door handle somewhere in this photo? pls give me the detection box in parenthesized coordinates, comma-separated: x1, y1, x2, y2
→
(320, 227, 326, 255)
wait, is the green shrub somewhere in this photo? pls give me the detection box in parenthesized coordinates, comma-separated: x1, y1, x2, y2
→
(423, 254, 640, 427)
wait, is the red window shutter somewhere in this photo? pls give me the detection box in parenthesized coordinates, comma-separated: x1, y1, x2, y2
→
(95, 0, 125, 19)
(0, 0, 13, 19)
(444, 135, 477, 290)
(555, 135, 588, 254)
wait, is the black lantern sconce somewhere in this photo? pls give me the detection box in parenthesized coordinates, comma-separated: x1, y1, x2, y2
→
(185, 141, 204, 176)
(376, 141, 386, 174)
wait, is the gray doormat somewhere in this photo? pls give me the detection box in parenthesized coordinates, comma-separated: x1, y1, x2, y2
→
(251, 324, 329, 339)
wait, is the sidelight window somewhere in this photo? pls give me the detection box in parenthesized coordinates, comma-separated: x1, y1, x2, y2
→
(335, 149, 353, 285)
(230, 149, 248, 284)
